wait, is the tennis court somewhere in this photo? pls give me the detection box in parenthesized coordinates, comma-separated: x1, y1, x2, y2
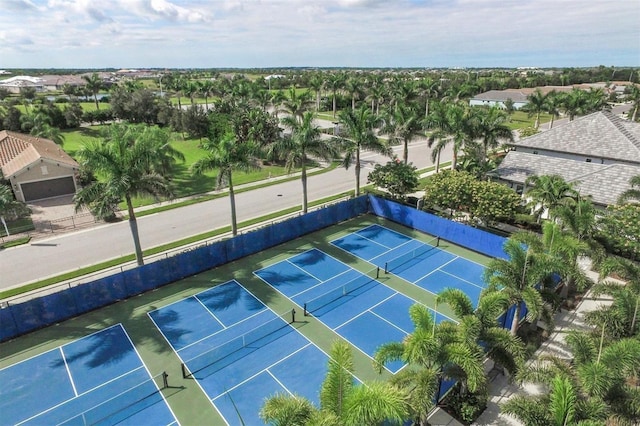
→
(254, 248, 451, 374)
(0, 324, 176, 426)
(148, 279, 334, 426)
(331, 224, 487, 306)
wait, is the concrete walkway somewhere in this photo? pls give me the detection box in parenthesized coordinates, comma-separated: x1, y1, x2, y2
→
(473, 260, 615, 425)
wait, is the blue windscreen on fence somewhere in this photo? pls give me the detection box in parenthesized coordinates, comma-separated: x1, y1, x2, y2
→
(368, 195, 508, 259)
(0, 196, 369, 341)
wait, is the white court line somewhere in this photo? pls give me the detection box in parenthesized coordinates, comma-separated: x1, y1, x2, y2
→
(60, 347, 78, 397)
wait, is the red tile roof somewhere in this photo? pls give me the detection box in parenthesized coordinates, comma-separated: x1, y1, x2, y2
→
(0, 130, 78, 177)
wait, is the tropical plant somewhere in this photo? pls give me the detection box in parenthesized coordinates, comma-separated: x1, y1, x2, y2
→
(0, 183, 30, 236)
(74, 124, 182, 266)
(333, 106, 391, 196)
(544, 91, 563, 129)
(81, 73, 103, 110)
(271, 111, 340, 213)
(191, 132, 261, 236)
(425, 101, 472, 171)
(279, 87, 313, 123)
(618, 175, 640, 204)
(307, 73, 325, 111)
(523, 89, 548, 130)
(596, 203, 640, 261)
(524, 174, 579, 222)
(471, 106, 514, 165)
(483, 234, 563, 335)
(625, 84, 640, 122)
(261, 340, 409, 426)
(374, 304, 487, 424)
(380, 103, 423, 165)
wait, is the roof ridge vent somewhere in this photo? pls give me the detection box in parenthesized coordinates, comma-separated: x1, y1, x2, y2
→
(606, 112, 640, 147)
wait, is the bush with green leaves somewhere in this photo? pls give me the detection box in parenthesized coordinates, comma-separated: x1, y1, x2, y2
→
(423, 170, 521, 225)
(367, 160, 419, 200)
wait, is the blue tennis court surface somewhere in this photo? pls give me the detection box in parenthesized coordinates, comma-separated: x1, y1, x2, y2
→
(0, 324, 177, 426)
(255, 249, 451, 374)
(331, 224, 487, 307)
(149, 280, 334, 426)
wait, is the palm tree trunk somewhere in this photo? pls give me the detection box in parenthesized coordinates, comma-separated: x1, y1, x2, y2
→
(93, 93, 100, 111)
(355, 148, 361, 197)
(301, 164, 308, 214)
(316, 92, 321, 112)
(425, 98, 429, 118)
(631, 297, 638, 335)
(632, 105, 638, 122)
(435, 149, 441, 173)
(550, 115, 555, 129)
(452, 148, 458, 170)
(1, 216, 9, 237)
(228, 171, 238, 236)
(403, 140, 409, 165)
(511, 303, 521, 336)
(332, 92, 337, 118)
(126, 196, 144, 266)
(352, 96, 355, 111)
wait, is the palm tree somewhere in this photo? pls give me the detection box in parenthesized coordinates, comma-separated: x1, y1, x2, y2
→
(374, 304, 486, 424)
(270, 90, 287, 118)
(544, 91, 563, 129)
(595, 256, 640, 337)
(326, 72, 346, 118)
(483, 235, 562, 335)
(436, 288, 525, 375)
(524, 174, 579, 222)
(425, 101, 472, 171)
(560, 89, 588, 121)
(0, 183, 29, 237)
(261, 340, 409, 425)
(523, 89, 548, 130)
(618, 175, 640, 204)
(380, 103, 423, 165)
(272, 111, 340, 213)
(625, 84, 640, 122)
(191, 132, 260, 236)
(198, 79, 215, 110)
(472, 106, 514, 165)
(81, 73, 103, 110)
(334, 106, 391, 196)
(279, 87, 312, 123)
(74, 124, 182, 266)
(307, 73, 325, 112)
(344, 76, 362, 111)
(366, 83, 386, 117)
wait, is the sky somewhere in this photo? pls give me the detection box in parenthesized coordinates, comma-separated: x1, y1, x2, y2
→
(1, 0, 639, 69)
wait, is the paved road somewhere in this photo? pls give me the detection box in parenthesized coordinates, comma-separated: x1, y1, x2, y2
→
(1, 139, 449, 290)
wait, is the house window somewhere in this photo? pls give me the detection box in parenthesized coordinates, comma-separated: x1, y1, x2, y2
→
(515, 184, 524, 195)
(41, 166, 48, 175)
(586, 158, 592, 163)
(533, 151, 538, 155)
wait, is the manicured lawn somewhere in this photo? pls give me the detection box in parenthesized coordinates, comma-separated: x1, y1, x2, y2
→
(60, 127, 303, 208)
(507, 110, 552, 130)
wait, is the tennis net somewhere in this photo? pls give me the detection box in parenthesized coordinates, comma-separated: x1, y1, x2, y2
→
(304, 269, 377, 316)
(385, 237, 439, 273)
(181, 310, 293, 378)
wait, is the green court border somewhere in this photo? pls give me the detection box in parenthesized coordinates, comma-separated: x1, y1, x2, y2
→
(0, 214, 491, 426)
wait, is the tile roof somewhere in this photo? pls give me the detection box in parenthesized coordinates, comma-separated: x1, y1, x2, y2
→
(0, 131, 78, 178)
(512, 111, 640, 164)
(471, 90, 528, 103)
(494, 151, 640, 206)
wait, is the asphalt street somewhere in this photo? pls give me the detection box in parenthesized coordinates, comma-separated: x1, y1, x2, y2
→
(1, 139, 448, 290)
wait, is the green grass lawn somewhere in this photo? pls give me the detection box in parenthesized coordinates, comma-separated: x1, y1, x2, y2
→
(60, 127, 304, 208)
(507, 110, 552, 130)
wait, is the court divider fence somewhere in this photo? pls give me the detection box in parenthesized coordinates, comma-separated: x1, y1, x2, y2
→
(1, 195, 520, 358)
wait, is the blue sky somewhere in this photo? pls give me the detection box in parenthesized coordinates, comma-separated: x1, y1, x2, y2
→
(1, 0, 638, 69)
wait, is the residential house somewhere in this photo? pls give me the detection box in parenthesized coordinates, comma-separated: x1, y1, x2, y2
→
(0, 131, 79, 203)
(492, 110, 640, 208)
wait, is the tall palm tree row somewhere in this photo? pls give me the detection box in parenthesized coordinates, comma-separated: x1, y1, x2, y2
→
(425, 101, 473, 172)
(81, 72, 103, 110)
(74, 123, 184, 266)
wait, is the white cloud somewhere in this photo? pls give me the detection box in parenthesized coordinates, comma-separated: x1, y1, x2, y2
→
(127, 0, 211, 23)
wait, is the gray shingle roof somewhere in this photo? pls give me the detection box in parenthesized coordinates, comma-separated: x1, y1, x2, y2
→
(494, 151, 640, 206)
(512, 111, 640, 164)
